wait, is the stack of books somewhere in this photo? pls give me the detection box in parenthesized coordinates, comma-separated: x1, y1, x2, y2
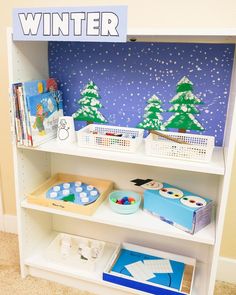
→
(12, 78, 63, 147)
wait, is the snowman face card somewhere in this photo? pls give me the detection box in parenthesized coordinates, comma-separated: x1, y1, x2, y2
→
(57, 116, 76, 143)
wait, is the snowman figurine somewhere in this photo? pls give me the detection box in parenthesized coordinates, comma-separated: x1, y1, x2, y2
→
(57, 118, 70, 141)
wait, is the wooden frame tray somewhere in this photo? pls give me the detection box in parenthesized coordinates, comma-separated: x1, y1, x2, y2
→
(103, 242, 196, 295)
(27, 173, 113, 215)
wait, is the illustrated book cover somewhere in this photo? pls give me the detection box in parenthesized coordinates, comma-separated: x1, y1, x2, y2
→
(26, 90, 63, 146)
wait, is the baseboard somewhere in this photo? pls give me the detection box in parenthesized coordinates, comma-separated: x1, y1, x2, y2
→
(3, 215, 18, 234)
(0, 216, 4, 231)
(217, 256, 236, 284)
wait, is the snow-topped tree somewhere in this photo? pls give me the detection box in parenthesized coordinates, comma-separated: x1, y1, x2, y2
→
(137, 95, 165, 131)
(72, 81, 107, 124)
(164, 76, 204, 133)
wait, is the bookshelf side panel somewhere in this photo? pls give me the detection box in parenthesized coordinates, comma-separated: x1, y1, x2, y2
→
(9, 32, 49, 83)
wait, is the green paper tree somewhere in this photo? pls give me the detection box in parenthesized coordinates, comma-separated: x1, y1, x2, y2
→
(72, 81, 107, 124)
(137, 95, 165, 131)
(164, 76, 204, 133)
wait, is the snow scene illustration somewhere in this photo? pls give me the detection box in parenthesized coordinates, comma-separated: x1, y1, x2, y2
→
(48, 42, 235, 146)
(29, 91, 63, 144)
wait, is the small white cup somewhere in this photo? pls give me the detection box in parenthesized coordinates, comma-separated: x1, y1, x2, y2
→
(80, 246, 92, 260)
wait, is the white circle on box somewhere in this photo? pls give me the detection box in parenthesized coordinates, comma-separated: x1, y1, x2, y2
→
(80, 192, 87, 198)
(76, 187, 83, 193)
(87, 185, 94, 191)
(180, 196, 207, 208)
(90, 190, 98, 197)
(50, 192, 57, 198)
(81, 197, 89, 203)
(63, 189, 70, 196)
(53, 186, 60, 192)
(141, 180, 163, 190)
(75, 181, 82, 187)
(63, 183, 70, 189)
(159, 187, 183, 199)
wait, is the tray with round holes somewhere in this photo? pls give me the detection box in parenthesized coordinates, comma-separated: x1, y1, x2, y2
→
(46, 181, 100, 206)
(27, 173, 113, 215)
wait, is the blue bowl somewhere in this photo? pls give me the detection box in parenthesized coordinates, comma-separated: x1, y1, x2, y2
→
(109, 190, 141, 214)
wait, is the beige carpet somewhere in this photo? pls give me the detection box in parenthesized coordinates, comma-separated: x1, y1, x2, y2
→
(0, 232, 236, 295)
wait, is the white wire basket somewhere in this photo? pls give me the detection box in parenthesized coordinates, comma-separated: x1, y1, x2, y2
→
(77, 124, 144, 153)
(145, 131, 215, 162)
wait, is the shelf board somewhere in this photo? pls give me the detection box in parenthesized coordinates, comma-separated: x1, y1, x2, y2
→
(128, 27, 236, 37)
(21, 199, 215, 245)
(18, 140, 225, 175)
(25, 232, 207, 295)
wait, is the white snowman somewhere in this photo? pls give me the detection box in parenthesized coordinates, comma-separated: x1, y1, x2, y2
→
(57, 119, 70, 141)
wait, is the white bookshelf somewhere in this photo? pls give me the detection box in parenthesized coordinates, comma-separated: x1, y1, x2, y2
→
(8, 28, 236, 295)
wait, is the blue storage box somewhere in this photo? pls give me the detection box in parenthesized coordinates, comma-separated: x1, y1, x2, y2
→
(103, 242, 196, 295)
(143, 181, 213, 234)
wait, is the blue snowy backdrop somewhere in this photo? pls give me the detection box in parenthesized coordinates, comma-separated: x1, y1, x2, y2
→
(48, 42, 235, 146)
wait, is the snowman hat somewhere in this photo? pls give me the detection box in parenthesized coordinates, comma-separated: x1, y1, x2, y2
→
(131, 178, 153, 187)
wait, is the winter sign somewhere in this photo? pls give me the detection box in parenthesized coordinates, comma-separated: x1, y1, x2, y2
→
(13, 6, 127, 42)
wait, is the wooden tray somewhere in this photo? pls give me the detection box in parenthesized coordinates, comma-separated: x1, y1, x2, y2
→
(27, 173, 113, 215)
(103, 242, 196, 295)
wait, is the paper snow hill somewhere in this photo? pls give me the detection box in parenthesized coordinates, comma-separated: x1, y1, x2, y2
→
(164, 76, 204, 133)
(72, 81, 107, 125)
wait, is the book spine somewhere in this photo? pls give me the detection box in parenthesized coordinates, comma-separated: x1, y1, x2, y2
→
(22, 90, 33, 147)
(17, 85, 28, 146)
(12, 85, 23, 145)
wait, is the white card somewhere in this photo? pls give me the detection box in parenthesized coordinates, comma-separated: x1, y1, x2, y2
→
(125, 261, 155, 281)
(143, 259, 173, 274)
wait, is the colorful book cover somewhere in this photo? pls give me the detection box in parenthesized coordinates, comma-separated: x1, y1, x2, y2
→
(22, 79, 48, 146)
(26, 90, 63, 146)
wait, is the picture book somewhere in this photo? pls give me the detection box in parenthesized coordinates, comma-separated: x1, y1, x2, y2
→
(26, 90, 63, 146)
(21, 79, 48, 146)
(12, 78, 62, 147)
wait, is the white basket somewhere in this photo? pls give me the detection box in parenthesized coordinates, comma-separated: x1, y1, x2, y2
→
(145, 131, 215, 162)
(45, 233, 105, 272)
(77, 124, 144, 153)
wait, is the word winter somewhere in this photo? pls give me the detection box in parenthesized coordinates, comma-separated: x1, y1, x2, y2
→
(18, 12, 119, 37)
